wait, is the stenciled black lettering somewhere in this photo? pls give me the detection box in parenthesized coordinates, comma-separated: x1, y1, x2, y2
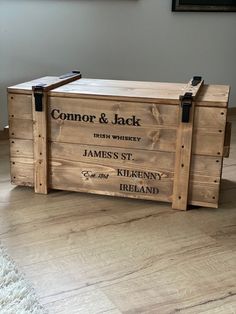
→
(120, 184, 159, 195)
(82, 149, 119, 160)
(117, 169, 162, 181)
(111, 134, 142, 142)
(112, 114, 141, 126)
(66, 113, 75, 121)
(51, 109, 60, 119)
(60, 112, 67, 120)
(50, 109, 96, 123)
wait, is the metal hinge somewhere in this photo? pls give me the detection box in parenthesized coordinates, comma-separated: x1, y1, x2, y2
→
(179, 75, 202, 123)
(59, 70, 81, 79)
(33, 84, 46, 112)
(180, 92, 193, 123)
(191, 76, 202, 86)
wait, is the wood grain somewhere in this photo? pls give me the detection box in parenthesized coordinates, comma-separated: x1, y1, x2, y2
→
(0, 120, 236, 313)
(172, 78, 203, 210)
(8, 93, 227, 128)
(7, 77, 230, 210)
(9, 117, 225, 157)
(9, 139, 221, 207)
(8, 77, 230, 107)
(32, 91, 48, 194)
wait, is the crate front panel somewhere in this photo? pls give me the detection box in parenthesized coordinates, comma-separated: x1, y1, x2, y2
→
(8, 94, 226, 207)
(9, 95, 226, 156)
(8, 94, 227, 128)
(10, 139, 221, 207)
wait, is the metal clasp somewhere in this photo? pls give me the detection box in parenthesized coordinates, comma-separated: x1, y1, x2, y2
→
(33, 85, 45, 112)
(180, 92, 193, 123)
(191, 76, 202, 86)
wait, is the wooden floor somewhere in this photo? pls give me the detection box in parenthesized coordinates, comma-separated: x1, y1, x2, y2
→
(0, 116, 236, 314)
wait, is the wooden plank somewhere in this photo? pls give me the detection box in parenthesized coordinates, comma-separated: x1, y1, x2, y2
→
(9, 118, 33, 139)
(14, 71, 82, 194)
(9, 157, 219, 207)
(50, 163, 219, 207)
(184, 78, 204, 97)
(48, 98, 179, 127)
(48, 121, 226, 156)
(8, 93, 228, 128)
(172, 78, 204, 210)
(172, 107, 195, 210)
(38, 72, 81, 92)
(8, 77, 230, 107)
(68, 78, 230, 106)
(10, 139, 221, 207)
(8, 76, 66, 92)
(8, 93, 32, 120)
(10, 159, 34, 187)
(9, 117, 225, 156)
(50, 84, 229, 107)
(32, 91, 48, 194)
(10, 140, 222, 178)
(49, 97, 227, 129)
(8, 72, 81, 93)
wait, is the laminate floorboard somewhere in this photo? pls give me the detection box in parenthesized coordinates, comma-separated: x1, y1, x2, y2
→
(0, 116, 235, 314)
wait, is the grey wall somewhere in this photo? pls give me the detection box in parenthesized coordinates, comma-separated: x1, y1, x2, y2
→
(0, 0, 236, 129)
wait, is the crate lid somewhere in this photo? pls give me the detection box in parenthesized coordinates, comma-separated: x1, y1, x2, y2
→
(8, 76, 230, 107)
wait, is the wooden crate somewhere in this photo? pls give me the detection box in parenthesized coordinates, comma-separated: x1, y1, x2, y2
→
(7, 72, 231, 210)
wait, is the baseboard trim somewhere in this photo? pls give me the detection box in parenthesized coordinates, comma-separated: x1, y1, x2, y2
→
(0, 126, 9, 140)
(228, 107, 236, 116)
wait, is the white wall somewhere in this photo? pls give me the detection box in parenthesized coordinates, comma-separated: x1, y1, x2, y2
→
(1, 0, 236, 129)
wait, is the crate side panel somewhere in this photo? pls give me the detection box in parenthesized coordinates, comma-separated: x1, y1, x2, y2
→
(9, 119, 33, 140)
(9, 139, 34, 186)
(189, 182, 220, 208)
(10, 159, 34, 187)
(8, 93, 32, 120)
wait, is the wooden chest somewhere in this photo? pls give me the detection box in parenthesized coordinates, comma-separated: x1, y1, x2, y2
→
(8, 72, 231, 210)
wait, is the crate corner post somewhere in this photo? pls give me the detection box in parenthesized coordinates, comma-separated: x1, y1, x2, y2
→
(32, 87, 49, 194)
(172, 76, 204, 211)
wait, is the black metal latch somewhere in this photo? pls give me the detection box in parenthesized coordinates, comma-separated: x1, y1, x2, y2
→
(191, 76, 202, 86)
(33, 85, 46, 112)
(59, 70, 81, 79)
(180, 92, 193, 123)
